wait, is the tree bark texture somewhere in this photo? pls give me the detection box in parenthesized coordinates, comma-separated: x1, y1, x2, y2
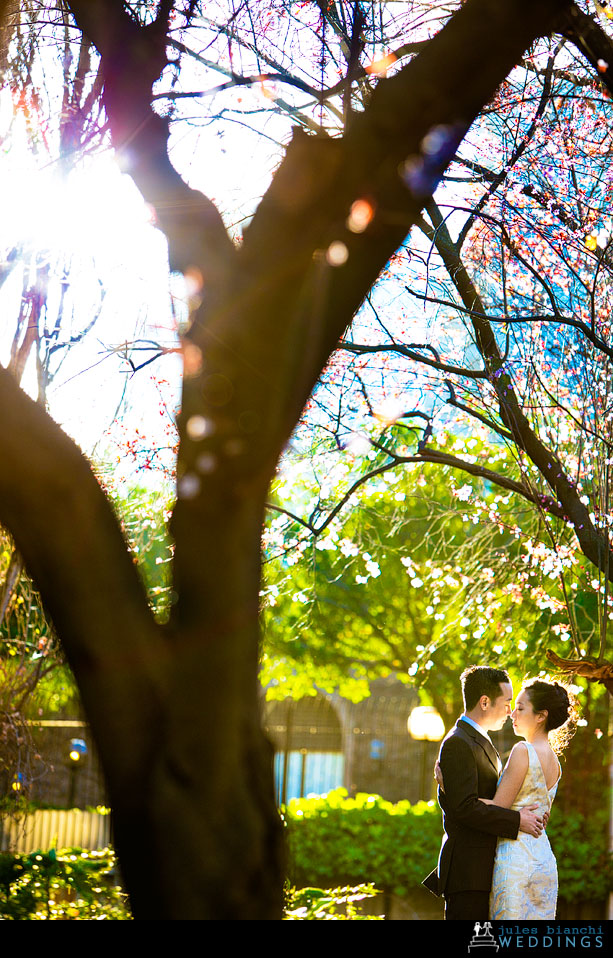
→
(0, 0, 571, 919)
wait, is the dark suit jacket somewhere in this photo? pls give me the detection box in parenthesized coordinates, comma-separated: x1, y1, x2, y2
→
(424, 718, 520, 897)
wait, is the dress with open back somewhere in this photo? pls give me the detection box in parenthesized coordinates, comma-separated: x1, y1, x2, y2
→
(489, 741, 560, 920)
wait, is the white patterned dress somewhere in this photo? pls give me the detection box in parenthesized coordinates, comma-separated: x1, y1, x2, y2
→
(489, 741, 560, 920)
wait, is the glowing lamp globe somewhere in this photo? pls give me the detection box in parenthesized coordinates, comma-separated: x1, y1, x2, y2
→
(407, 706, 445, 742)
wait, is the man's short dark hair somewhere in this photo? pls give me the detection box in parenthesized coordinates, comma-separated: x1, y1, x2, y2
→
(461, 665, 510, 711)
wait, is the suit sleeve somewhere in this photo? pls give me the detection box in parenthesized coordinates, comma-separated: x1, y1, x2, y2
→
(439, 735, 520, 839)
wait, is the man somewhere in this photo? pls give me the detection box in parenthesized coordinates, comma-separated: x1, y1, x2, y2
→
(423, 665, 543, 920)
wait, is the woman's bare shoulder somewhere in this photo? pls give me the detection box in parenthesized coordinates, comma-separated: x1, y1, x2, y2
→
(504, 742, 530, 772)
(492, 742, 530, 807)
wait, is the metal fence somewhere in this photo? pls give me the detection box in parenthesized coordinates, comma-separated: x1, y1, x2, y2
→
(263, 676, 440, 805)
(0, 808, 111, 854)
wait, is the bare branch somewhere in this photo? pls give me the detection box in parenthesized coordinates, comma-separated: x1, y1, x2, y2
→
(423, 198, 613, 577)
(68, 0, 235, 276)
(339, 339, 489, 379)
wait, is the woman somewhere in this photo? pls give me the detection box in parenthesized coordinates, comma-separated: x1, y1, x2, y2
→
(482, 679, 576, 920)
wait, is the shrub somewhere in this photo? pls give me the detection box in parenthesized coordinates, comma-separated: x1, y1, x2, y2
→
(547, 807, 613, 905)
(0, 847, 130, 920)
(284, 883, 383, 920)
(283, 788, 612, 905)
(283, 788, 441, 896)
(1, 795, 607, 918)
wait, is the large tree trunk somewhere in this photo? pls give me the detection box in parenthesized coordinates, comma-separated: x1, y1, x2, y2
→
(113, 502, 284, 920)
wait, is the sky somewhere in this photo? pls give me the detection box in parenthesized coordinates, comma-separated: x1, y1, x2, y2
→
(0, 11, 293, 486)
(0, 10, 408, 493)
(0, 146, 175, 467)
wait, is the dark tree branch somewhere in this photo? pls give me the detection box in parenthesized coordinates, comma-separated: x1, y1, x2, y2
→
(339, 339, 489, 379)
(397, 448, 568, 520)
(187, 11, 427, 102)
(0, 363, 165, 789)
(457, 156, 581, 233)
(68, 0, 235, 277)
(405, 275, 613, 363)
(237, 0, 571, 450)
(560, 1, 613, 99)
(423, 198, 613, 578)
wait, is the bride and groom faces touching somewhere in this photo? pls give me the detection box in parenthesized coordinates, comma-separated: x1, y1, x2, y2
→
(424, 665, 574, 921)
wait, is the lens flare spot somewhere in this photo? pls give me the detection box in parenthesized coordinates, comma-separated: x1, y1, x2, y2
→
(196, 452, 217, 473)
(186, 415, 211, 440)
(144, 203, 157, 225)
(326, 240, 349, 266)
(375, 398, 405, 425)
(178, 473, 201, 500)
(224, 438, 244, 456)
(259, 81, 278, 101)
(183, 342, 203, 377)
(184, 266, 204, 298)
(365, 52, 397, 76)
(344, 432, 371, 457)
(347, 199, 374, 233)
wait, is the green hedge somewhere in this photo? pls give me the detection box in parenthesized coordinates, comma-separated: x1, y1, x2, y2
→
(547, 809, 613, 904)
(283, 789, 441, 896)
(1, 792, 609, 918)
(283, 788, 612, 905)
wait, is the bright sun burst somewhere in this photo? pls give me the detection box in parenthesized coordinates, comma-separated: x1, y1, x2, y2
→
(0, 87, 180, 475)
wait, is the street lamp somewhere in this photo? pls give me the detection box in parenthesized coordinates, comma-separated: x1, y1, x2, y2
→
(11, 772, 24, 797)
(67, 738, 88, 807)
(407, 706, 445, 801)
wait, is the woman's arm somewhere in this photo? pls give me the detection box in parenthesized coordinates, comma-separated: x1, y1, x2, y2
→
(481, 743, 529, 808)
(436, 740, 541, 835)
(438, 736, 521, 837)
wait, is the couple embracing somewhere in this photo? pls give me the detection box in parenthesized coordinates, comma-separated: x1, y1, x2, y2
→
(424, 665, 575, 921)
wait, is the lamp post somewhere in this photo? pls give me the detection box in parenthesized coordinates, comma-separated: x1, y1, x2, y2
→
(11, 772, 24, 798)
(407, 706, 445, 801)
(67, 737, 88, 808)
